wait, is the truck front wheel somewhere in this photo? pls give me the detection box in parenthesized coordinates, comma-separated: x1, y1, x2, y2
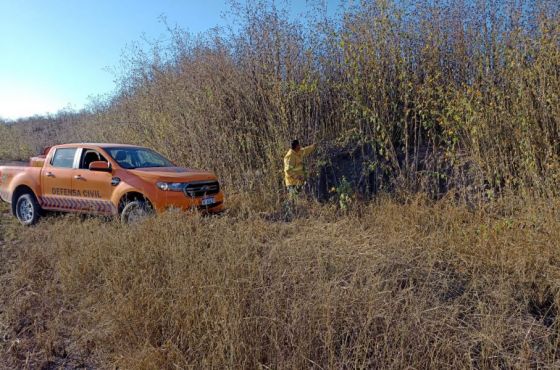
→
(15, 193, 41, 226)
(120, 200, 153, 224)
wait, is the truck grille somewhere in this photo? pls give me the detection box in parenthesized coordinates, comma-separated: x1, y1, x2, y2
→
(183, 181, 220, 197)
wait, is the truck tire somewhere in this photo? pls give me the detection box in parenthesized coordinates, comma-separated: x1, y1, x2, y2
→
(15, 192, 41, 226)
(120, 200, 153, 224)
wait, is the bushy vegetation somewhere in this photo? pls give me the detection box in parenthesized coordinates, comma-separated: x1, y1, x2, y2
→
(2, 0, 559, 201)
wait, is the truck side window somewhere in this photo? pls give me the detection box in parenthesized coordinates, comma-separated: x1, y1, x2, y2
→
(51, 148, 77, 168)
(80, 150, 107, 169)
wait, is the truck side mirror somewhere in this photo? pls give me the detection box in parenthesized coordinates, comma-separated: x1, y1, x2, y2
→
(89, 161, 112, 172)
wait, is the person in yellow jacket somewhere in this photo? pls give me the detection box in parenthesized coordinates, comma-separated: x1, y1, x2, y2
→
(284, 139, 316, 198)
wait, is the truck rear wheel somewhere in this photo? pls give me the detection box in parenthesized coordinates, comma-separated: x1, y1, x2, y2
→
(15, 193, 41, 226)
(120, 200, 153, 224)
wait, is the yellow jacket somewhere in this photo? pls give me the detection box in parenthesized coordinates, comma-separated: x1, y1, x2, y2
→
(284, 144, 316, 186)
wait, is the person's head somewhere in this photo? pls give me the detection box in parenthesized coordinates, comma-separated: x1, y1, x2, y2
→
(291, 139, 301, 151)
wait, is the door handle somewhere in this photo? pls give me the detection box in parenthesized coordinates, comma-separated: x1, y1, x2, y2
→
(74, 175, 85, 180)
(46, 172, 55, 177)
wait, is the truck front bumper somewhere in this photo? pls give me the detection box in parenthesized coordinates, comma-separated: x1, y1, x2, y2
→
(152, 190, 225, 214)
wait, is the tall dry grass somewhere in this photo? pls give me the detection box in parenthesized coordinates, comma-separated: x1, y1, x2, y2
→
(1, 196, 559, 368)
(1, 0, 558, 201)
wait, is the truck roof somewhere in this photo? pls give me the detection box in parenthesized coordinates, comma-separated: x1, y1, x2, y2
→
(53, 143, 144, 149)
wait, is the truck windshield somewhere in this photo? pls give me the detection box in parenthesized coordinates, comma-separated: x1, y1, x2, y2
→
(104, 147, 175, 169)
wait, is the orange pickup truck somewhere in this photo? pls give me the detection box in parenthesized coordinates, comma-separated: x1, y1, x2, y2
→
(0, 143, 224, 225)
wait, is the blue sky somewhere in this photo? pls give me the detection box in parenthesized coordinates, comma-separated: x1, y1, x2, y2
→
(0, 1, 335, 120)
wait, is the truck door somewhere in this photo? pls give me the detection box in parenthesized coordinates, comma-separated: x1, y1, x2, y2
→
(41, 147, 80, 210)
(72, 148, 116, 214)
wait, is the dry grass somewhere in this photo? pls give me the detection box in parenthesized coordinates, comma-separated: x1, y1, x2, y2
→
(1, 195, 559, 369)
(1, 2, 558, 368)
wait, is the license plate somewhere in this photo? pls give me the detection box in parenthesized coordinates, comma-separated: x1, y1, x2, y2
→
(201, 197, 215, 206)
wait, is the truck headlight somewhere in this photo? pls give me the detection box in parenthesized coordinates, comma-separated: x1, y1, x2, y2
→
(156, 182, 185, 191)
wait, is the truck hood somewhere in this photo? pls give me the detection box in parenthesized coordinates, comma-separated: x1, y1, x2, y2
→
(129, 167, 217, 182)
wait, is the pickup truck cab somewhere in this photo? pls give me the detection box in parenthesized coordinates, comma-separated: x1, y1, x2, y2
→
(0, 143, 224, 225)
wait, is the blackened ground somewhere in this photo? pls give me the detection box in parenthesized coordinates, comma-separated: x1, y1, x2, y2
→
(306, 139, 490, 203)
